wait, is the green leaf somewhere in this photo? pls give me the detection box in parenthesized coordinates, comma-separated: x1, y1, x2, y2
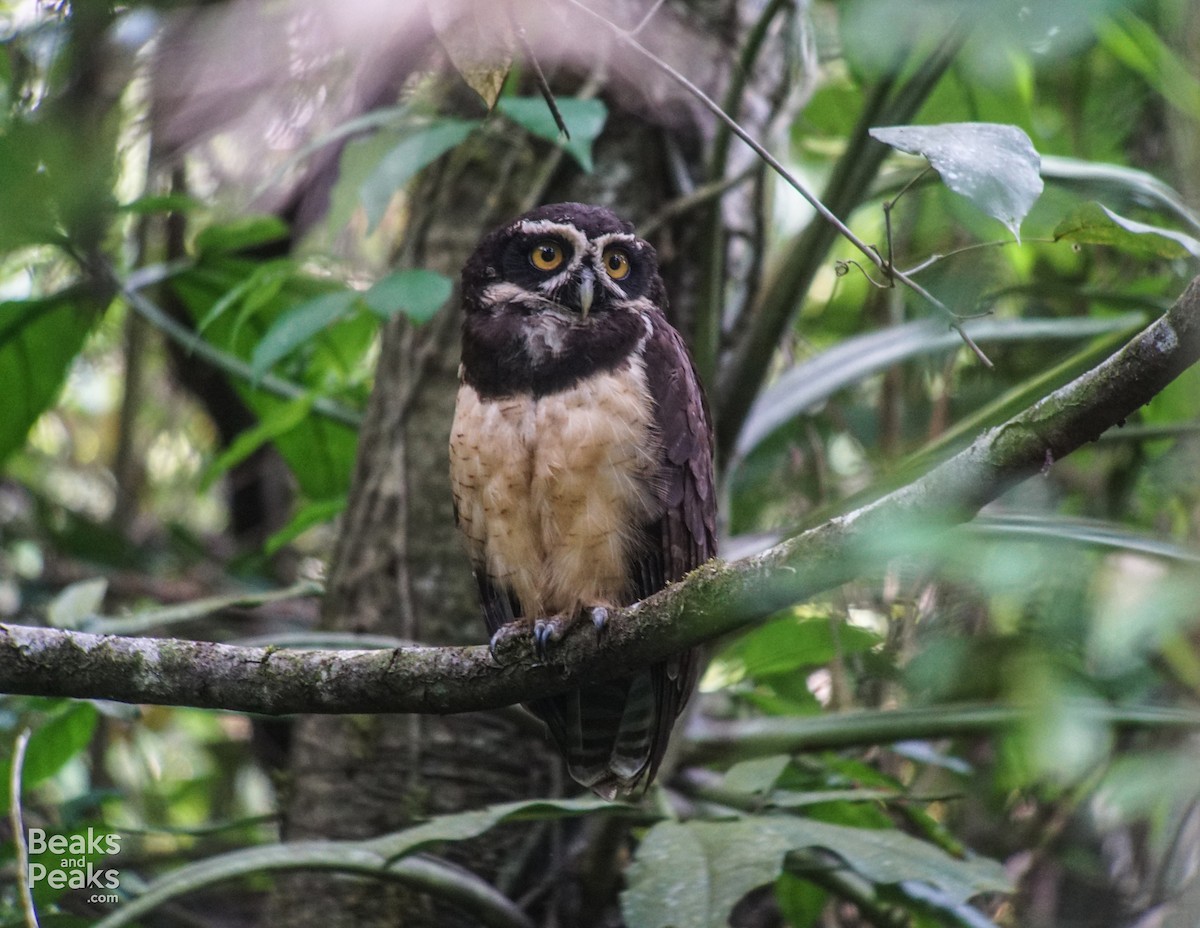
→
(0, 703, 99, 813)
(195, 260, 292, 337)
(250, 290, 360, 377)
(623, 818, 1009, 928)
(968, 513, 1200, 564)
(622, 822, 713, 928)
(199, 394, 316, 490)
(498, 97, 608, 172)
(194, 216, 290, 255)
(735, 314, 1143, 459)
(1097, 11, 1200, 123)
(363, 269, 452, 323)
(0, 122, 65, 249)
(46, 578, 109, 629)
(776, 872, 828, 928)
(723, 756, 793, 795)
(171, 258, 365, 500)
(869, 122, 1043, 240)
(359, 119, 478, 231)
(265, 496, 348, 555)
(370, 796, 625, 862)
(715, 611, 882, 682)
(1040, 155, 1200, 234)
(0, 294, 98, 466)
(92, 796, 627, 928)
(1053, 201, 1200, 259)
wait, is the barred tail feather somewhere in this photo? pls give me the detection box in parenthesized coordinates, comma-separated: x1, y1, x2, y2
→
(531, 666, 681, 799)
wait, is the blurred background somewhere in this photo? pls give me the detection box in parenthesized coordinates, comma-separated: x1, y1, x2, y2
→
(2, 1, 1200, 926)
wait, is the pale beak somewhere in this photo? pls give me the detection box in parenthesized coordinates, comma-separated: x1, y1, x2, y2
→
(577, 267, 595, 318)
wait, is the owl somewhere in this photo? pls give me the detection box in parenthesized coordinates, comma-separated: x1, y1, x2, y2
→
(449, 202, 717, 798)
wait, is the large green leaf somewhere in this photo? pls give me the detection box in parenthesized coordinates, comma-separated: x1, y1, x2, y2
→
(0, 293, 99, 466)
(870, 122, 1043, 239)
(622, 817, 1009, 928)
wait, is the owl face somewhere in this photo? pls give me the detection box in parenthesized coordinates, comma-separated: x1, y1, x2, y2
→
(463, 202, 661, 321)
(490, 217, 656, 321)
(460, 203, 667, 399)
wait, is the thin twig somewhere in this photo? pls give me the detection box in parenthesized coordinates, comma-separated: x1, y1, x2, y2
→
(513, 23, 569, 139)
(628, 0, 668, 35)
(900, 236, 1058, 277)
(84, 579, 325, 636)
(557, 0, 991, 367)
(640, 166, 757, 237)
(836, 259, 890, 290)
(881, 166, 933, 278)
(10, 728, 40, 928)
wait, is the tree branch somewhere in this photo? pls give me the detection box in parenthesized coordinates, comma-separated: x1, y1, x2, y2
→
(3, 277, 1200, 715)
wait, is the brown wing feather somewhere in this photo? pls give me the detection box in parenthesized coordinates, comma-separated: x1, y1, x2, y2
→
(628, 311, 718, 787)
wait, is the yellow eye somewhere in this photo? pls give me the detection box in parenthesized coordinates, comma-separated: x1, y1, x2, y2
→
(602, 247, 631, 280)
(530, 241, 564, 272)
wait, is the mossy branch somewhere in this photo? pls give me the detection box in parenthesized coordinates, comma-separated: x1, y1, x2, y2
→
(2, 276, 1199, 715)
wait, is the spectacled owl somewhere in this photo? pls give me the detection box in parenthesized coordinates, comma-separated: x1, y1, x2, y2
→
(449, 202, 717, 799)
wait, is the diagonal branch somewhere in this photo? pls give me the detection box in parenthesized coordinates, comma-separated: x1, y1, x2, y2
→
(2, 276, 1200, 714)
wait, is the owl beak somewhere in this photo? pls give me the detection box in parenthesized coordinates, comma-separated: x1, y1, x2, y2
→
(576, 268, 595, 318)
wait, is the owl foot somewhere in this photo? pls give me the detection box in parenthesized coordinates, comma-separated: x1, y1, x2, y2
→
(488, 614, 570, 664)
(488, 607, 609, 664)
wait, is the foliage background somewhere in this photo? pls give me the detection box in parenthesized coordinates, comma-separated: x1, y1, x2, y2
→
(2, 0, 1200, 926)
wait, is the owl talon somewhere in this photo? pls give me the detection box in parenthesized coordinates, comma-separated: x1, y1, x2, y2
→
(589, 606, 609, 633)
(533, 618, 562, 661)
(488, 624, 520, 665)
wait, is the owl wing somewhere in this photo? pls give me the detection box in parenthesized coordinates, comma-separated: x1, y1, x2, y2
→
(621, 311, 718, 787)
(637, 311, 719, 596)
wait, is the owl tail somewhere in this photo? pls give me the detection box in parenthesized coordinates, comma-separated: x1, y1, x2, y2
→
(531, 670, 668, 800)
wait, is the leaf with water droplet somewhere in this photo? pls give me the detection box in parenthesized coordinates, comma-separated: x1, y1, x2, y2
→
(870, 122, 1044, 241)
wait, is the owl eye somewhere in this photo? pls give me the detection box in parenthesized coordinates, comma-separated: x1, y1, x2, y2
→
(530, 241, 565, 272)
(602, 247, 631, 281)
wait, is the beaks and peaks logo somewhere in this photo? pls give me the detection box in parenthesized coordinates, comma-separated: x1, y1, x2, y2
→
(26, 827, 122, 892)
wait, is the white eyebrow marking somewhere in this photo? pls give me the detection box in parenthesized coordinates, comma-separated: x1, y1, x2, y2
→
(590, 232, 640, 300)
(513, 221, 589, 293)
(516, 220, 590, 251)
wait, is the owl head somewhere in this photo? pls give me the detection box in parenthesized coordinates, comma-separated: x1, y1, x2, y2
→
(461, 202, 664, 321)
(459, 203, 668, 397)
